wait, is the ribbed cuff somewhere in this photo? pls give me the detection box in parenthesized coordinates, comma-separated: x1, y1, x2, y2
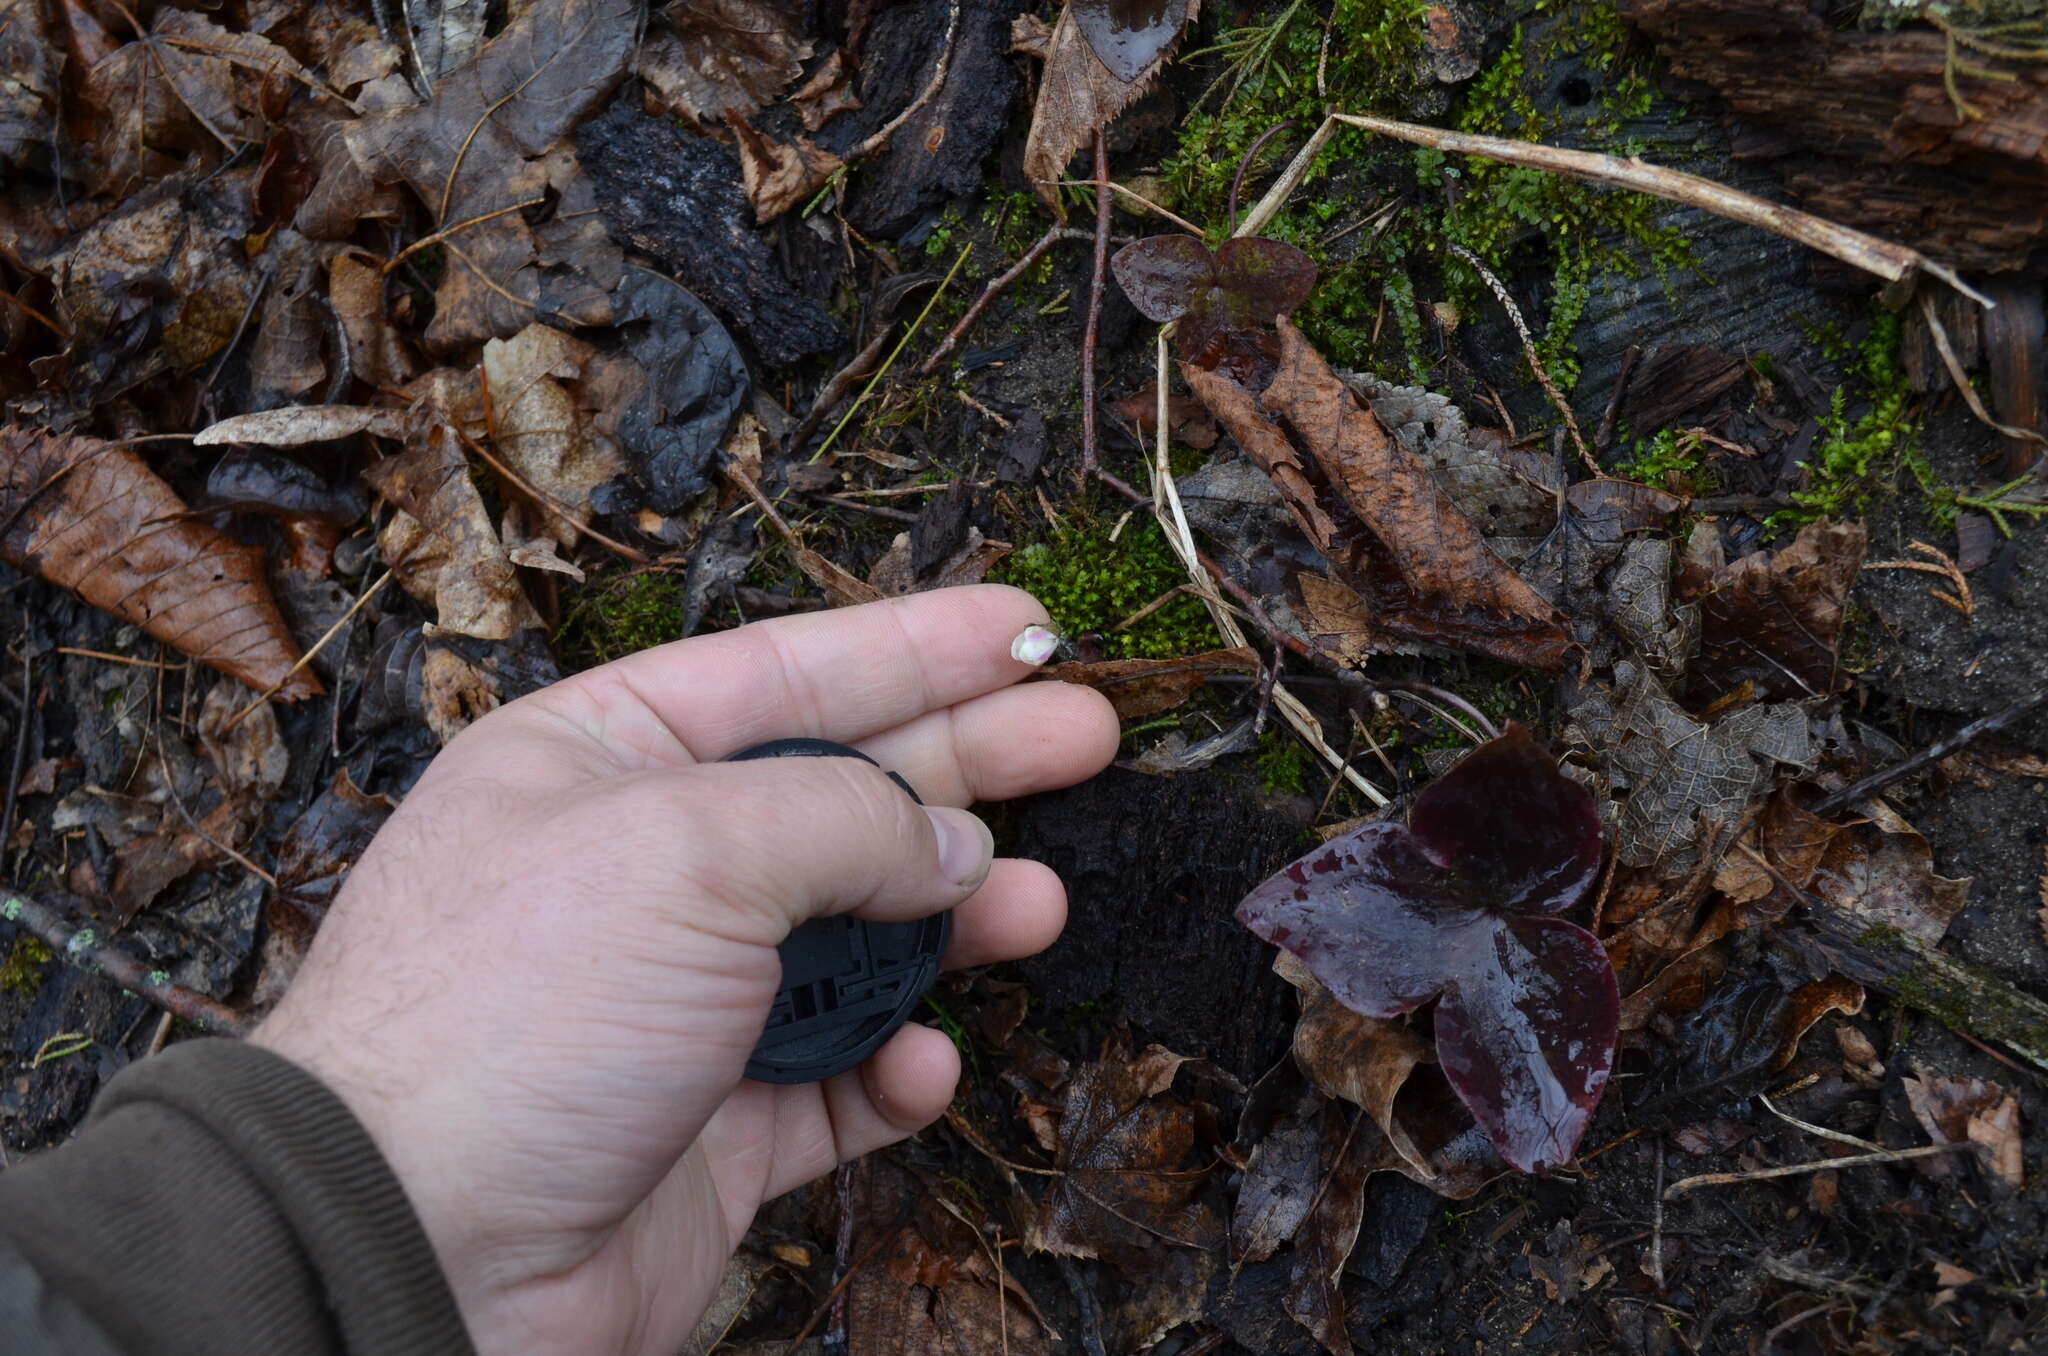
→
(0, 1039, 474, 1356)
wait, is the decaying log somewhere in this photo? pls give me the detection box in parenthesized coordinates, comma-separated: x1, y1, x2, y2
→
(1624, 0, 2048, 275)
(1784, 898, 2048, 1074)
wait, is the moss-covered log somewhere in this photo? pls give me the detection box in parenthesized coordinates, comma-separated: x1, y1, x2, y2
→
(1785, 903, 2048, 1073)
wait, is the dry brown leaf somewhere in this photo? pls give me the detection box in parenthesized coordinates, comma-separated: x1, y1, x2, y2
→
(1810, 799, 1969, 948)
(1020, 1, 1196, 219)
(1186, 322, 1569, 670)
(1041, 647, 1259, 720)
(795, 548, 883, 609)
(367, 415, 538, 640)
(637, 0, 813, 128)
(1293, 572, 1374, 668)
(1903, 1074, 2023, 1188)
(866, 528, 1012, 598)
(328, 249, 417, 386)
(1108, 385, 1219, 450)
(0, 426, 319, 699)
(789, 47, 863, 130)
(197, 682, 288, 804)
(1276, 951, 1504, 1200)
(419, 645, 504, 744)
(0, 0, 57, 170)
(846, 1156, 1054, 1356)
(1711, 791, 1844, 919)
(725, 111, 845, 223)
(480, 323, 626, 546)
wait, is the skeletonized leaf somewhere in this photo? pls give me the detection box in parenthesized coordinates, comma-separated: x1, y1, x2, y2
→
(0, 426, 319, 699)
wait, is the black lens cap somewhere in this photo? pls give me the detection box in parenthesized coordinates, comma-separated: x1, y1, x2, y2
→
(725, 738, 949, 1084)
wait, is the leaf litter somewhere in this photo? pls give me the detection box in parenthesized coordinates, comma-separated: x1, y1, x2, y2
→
(3, 0, 2043, 1348)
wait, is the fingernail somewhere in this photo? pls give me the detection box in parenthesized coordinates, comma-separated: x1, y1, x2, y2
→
(1011, 624, 1059, 666)
(927, 807, 994, 889)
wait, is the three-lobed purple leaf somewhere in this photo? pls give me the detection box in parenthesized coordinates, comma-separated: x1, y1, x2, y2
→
(1236, 726, 1617, 1174)
(1111, 234, 1318, 361)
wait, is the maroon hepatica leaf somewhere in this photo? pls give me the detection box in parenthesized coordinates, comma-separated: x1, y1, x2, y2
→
(1111, 235, 1318, 361)
(1072, 0, 1195, 83)
(1236, 725, 1616, 1174)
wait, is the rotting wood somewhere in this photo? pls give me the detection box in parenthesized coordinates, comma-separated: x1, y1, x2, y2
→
(1784, 900, 2048, 1074)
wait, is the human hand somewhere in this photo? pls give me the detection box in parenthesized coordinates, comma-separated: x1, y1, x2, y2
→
(251, 586, 1118, 1355)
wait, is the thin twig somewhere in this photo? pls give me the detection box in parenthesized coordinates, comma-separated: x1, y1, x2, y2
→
(1758, 1094, 1884, 1154)
(1663, 1142, 1977, 1199)
(1918, 291, 2048, 447)
(1444, 241, 1596, 475)
(1763, 1301, 1843, 1351)
(1080, 131, 1111, 476)
(221, 571, 399, 733)
(813, 241, 974, 463)
(919, 228, 1090, 375)
(806, 492, 919, 523)
(1045, 179, 1205, 235)
(0, 889, 249, 1035)
(1228, 121, 1296, 233)
(1328, 112, 1991, 307)
(1650, 1147, 1666, 1290)
(1596, 343, 1641, 457)
(456, 425, 649, 562)
(0, 656, 30, 866)
(54, 647, 178, 669)
(850, 0, 960, 160)
(1813, 686, 2048, 816)
(382, 196, 547, 275)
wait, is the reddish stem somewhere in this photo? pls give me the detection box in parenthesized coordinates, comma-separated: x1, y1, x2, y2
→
(1081, 131, 1112, 475)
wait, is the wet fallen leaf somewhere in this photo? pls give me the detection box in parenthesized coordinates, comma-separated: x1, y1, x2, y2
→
(1027, 1035, 1223, 1265)
(1040, 647, 1259, 720)
(344, 0, 638, 350)
(1680, 520, 1865, 701)
(1903, 1074, 2023, 1188)
(1242, 729, 1611, 1175)
(637, 0, 812, 128)
(1230, 1095, 1325, 1268)
(205, 448, 368, 525)
(196, 682, 288, 806)
(593, 267, 750, 512)
(866, 528, 1012, 598)
(1020, 0, 1194, 218)
(1284, 1099, 1376, 1355)
(1186, 322, 1569, 670)
(1072, 0, 1197, 83)
(0, 0, 56, 170)
(1711, 792, 1843, 920)
(0, 426, 319, 698)
(328, 249, 417, 387)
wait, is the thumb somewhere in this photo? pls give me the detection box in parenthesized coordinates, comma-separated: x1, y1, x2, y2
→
(651, 756, 995, 943)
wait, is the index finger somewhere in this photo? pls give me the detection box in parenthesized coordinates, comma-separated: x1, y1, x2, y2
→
(525, 584, 1054, 768)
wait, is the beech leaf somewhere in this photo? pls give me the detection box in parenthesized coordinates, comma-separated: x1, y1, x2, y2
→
(1236, 726, 1616, 1173)
(0, 426, 320, 699)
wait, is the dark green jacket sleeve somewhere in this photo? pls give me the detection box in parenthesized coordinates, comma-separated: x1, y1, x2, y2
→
(0, 1039, 474, 1355)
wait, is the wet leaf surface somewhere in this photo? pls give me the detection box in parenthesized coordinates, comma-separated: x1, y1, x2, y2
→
(1113, 235, 1318, 361)
(1681, 520, 1866, 700)
(0, 427, 318, 698)
(1071, 0, 1195, 84)
(637, 0, 813, 129)
(1020, 0, 1187, 219)
(1239, 728, 1614, 1173)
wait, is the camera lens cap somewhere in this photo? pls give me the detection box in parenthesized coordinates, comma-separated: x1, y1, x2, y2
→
(725, 738, 949, 1084)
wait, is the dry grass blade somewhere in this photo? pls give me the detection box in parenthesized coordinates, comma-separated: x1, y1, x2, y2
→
(1663, 1142, 1977, 1199)
(1442, 241, 1594, 475)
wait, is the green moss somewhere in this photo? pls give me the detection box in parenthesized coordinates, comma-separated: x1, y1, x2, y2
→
(1778, 310, 1941, 527)
(1257, 729, 1315, 794)
(993, 516, 1219, 659)
(556, 569, 690, 671)
(1162, 3, 1696, 384)
(1, 935, 52, 999)
(1617, 425, 1714, 495)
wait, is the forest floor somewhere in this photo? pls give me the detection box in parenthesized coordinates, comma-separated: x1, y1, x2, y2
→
(3, 1, 2046, 1352)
